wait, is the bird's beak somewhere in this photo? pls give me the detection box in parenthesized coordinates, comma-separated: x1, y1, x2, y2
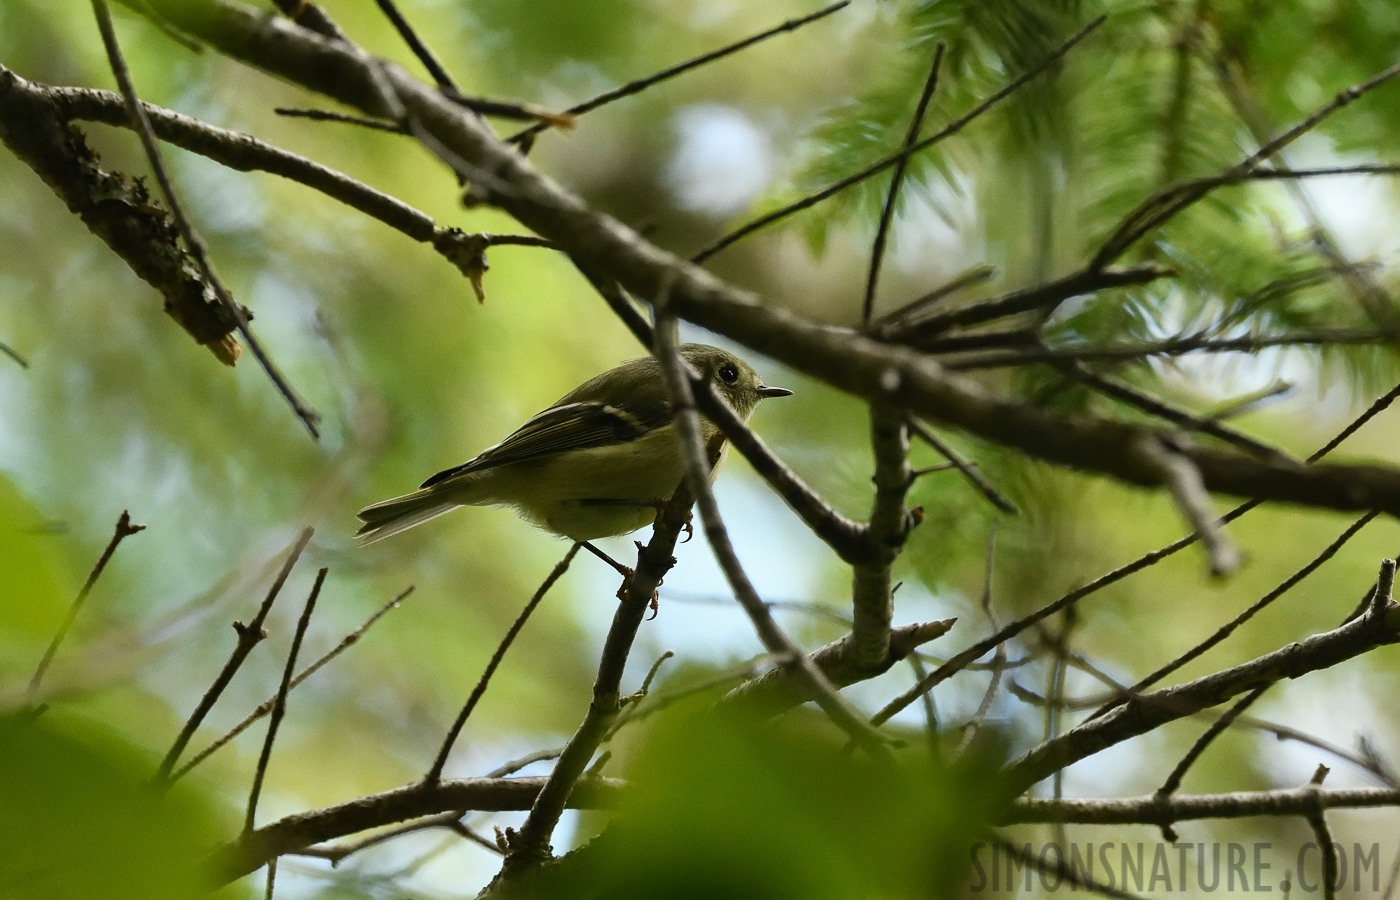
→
(757, 384, 794, 399)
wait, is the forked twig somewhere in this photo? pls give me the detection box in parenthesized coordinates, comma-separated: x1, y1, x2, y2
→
(171, 585, 414, 783)
(155, 527, 313, 784)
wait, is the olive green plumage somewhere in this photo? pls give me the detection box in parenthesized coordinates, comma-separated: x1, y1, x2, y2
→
(355, 344, 791, 544)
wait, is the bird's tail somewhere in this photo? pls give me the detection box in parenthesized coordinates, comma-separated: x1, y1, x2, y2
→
(355, 488, 458, 545)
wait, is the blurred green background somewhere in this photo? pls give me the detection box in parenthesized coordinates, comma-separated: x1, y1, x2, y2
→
(5, 0, 1400, 896)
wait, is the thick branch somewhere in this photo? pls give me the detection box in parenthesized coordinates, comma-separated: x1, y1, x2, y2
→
(209, 775, 623, 883)
(1004, 592, 1400, 795)
(1004, 786, 1400, 826)
(500, 481, 697, 872)
(0, 64, 241, 362)
(852, 405, 912, 666)
(128, 0, 1400, 525)
(719, 619, 956, 715)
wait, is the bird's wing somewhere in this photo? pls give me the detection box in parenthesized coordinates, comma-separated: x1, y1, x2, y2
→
(419, 399, 671, 488)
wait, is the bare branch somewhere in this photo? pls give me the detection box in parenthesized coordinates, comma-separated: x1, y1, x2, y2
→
(1003, 785, 1400, 826)
(1088, 512, 1378, 720)
(851, 405, 913, 667)
(1156, 685, 1268, 800)
(500, 472, 698, 870)
(1136, 434, 1242, 576)
(90, 0, 321, 437)
(651, 300, 890, 756)
(869, 264, 996, 331)
(863, 43, 945, 323)
(172, 585, 413, 782)
(1060, 360, 1290, 463)
(27, 510, 144, 702)
(719, 620, 955, 715)
(507, 1, 851, 147)
(373, 0, 457, 92)
(293, 811, 502, 864)
(155, 527, 313, 784)
(908, 420, 1018, 515)
(273, 106, 404, 132)
(881, 265, 1171, 343)
(425, 545, 580, 784)
(209, 775, 624, 884)
(692, 15, 1106, 263)
(246, 567, 326, 832)
(1005, 570, 1400, 794)
(946, 329, 1392, 369)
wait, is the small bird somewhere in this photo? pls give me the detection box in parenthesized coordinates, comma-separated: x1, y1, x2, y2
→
(356, 344, 792, 544)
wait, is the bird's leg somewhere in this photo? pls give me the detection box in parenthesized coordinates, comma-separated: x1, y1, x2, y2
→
(577, 541, 660, 613)
(580, 541, 633, 582)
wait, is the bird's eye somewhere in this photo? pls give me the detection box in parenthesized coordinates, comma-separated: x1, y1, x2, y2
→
(718, 364, 739, 385)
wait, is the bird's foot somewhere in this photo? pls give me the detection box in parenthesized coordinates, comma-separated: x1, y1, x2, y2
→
(647, 498, 693, 542)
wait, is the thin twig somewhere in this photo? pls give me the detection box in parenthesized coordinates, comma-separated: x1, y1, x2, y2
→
(293, 811, 502, 864)
(863, 43, 945, 323)
(1087, 511, 1378, 721)
(373, 0, 457, 91)
(266, 0, 348, 42)
(425, 544, 580, 784)
(1157, 685, 1268, 799)
(246, 567, 326, 833)
(171, 585, 413, 783)
(869, 264, 996, 330)
(274, 107, 405, 133)
(501, 459, 699, 871)
(485, 749, 563, 780)
(1092, 59, 1400, 269)
(155, 527, 313, 784)
(946, 329, 1391, 369)
(1003, 784, 1400, 825)
(692, 15, 1106, 263)
(1136, 434, 1242, 576)
(507, 1, 851, 146)
(908, 421, 1017, 514)
(0, 340, 29, 368)
(954, 524, 1006, 758)
(27, 510, 145, 701)
(88, 0, 321, 437)
(1060, 360, 1290, 463)
(883, 265, 1172, 342)
(1208, 380, 1293, 420)
(1305, 765, 1339, 900)
(210, 775, 625, 882)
